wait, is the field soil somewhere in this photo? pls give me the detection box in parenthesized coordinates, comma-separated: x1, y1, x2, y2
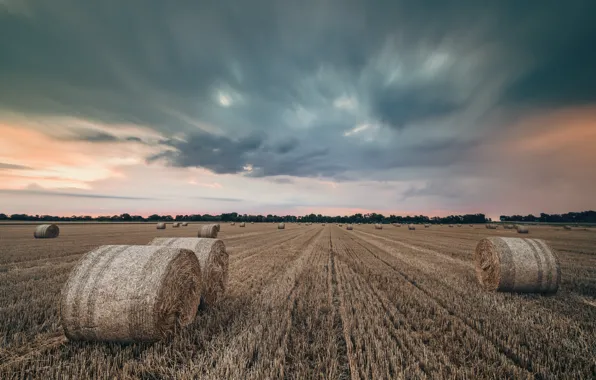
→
(0, 223, 595, 379)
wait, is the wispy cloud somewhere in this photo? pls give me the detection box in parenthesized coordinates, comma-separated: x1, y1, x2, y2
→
(0, 188, 158, 200)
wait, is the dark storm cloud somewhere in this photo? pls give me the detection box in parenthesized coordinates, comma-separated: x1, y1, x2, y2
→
(1, 0, 595, 180)
(0, 188, 157, 200)
(0, 163, 32, 170)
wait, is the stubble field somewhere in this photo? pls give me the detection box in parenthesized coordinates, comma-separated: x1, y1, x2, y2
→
(0, 223, 595, 379)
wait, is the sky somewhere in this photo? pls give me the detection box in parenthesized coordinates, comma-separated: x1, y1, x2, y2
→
(1, 0, 595, 219)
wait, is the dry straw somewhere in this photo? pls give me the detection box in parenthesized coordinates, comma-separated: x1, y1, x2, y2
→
(34, 224, 60, 239)
(149, 238, 228, 307)
(239, 222, 246, 227)
(475, 237, 561, 293)
(346, 225, 353, 230)
(517, 225, 529, 234)
(156, 223, 166, 230)
(198, 224, 219, 238)
(230, 222, 236, 226)
(172, 223, 180, 228)
(375, 224, 383, 230)
(278, 223, 285, 229)
(449, 225, 454, 228)
(215, 224, 221, 231)
(424, 224, 430, 228)
(564, 225, 572, 230)
(408, 224, 416, 230)
(182, 222, 189, 227)
(60, 245, 202, 342)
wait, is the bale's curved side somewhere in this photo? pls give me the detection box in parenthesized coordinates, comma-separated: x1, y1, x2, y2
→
(346, 225, 353, 230)
(408, 224, 415, 230)
(156, 223, 166, 229)
(239, 222, 246, 227)
(563, 225, 572, 230)
(278, 223, 285, 229)
(215, 224, 221, 231)
(60, 245, 202, 342)
(172, 223, 180, 228)
(182, 222, 189, 227)
(374, 224, 382, 230)
(34, 224, 60, 239)
(230, 222, 236, 226)
(517, 226, 529, 234)
(198, 224, 218, 238)
(149, 238, 228, 306)
(474, 237, 560, 293)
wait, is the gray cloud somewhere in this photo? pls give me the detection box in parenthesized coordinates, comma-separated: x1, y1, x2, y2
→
(0, 188, 157, 200)
(0, 163, 32, 170)
(1, 0, 595, 182)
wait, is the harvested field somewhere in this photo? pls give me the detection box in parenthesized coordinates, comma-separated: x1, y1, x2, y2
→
(1, 223, 595, 379)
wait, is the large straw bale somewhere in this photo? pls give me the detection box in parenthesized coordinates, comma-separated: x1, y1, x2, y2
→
(346, 225, 353, 230)
(156, 223, 166, 230)
(60, 245, 202, 342)
(278, 223, 285, 229)
(408, 224, 416, 230)
(172, 223, 180, 228)
(475, 237, 560, 293)
(563, 225, 572, 230)
(239, 222, 246, 227)
(375, 224, 383, 230)
(198, 224, 219, 238)
(34, 224, 60, 239)
(182, 222, 189, 227)
(149, 238, 228, 306)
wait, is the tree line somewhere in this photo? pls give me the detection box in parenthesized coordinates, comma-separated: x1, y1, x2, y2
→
(0, 212, 488, 224)
(2, 211, 593, 224)
(499, 211, 596, 223)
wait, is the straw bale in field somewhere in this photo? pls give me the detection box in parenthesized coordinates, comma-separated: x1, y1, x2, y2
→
(149, 238, 228, 307)
(34, 224, 60, 239)
(156, 223, 166, 229)
(60, 245, 202, 342)
(182, 222, 189, 227)
(172, 223, 180, 228)
(408, 224, 416, 230)
(198, 224, 219, 238)
(475, 237, 560, 293)
(375, 224, 382, 230)
(517, 225, 529, 234)
(346, 225, 353, 230)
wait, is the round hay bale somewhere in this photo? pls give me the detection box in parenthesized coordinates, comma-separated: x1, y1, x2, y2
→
(60, 245, 202, 342)
(517, 225, 529, 234)
(156, 223, 166, 230)
(563, 225, 572, 230)
(198, 224, 218, 238)
(215, 224, 220, 232)
(149, 238, 228, 307)
(34, 224, 60, 239)
(449, 225, 454, 228)
(375, 224, 382, 230)
(475, 237, 561, 293)
(338, 224, 343, 227)
(251, 222, 254, 224)
(424, 224, 430, 228)
(278, 223, 285, 229)
(181, 222, 189, 227)
(172, 223, 180, 228)
(408, 224, 416, 230)
(239, 222, 246, 227)
(458, 224, 462, 228)
(346, 225, 353, 230)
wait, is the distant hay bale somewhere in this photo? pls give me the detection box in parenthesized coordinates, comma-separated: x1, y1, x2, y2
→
(458, 224, 462, 228)
(563, 225, 572, 230)
(486, 224, 498, 230)
(149, 238, 228, 307)
(475, 237, 561, 293)
(182, 222, 189, 227)
(198, 224, 219, 238)
(338, 224, 343, 227)
(251, 222, 254, 224)
(278, 223, 285, 229)
(346, 225, 353, 230)
(517, 225, 529, 234)
(156, 223, 166, 230)
(408, 224, 416, 230)
(322, 223, 326, 226)
(60, 245, 202, 342)
(449, 225, 454, 228)
(375, 224, 383, 230)
(239, 222, 246, 227)
(230, 222, 235, 226)
(172, 223, 180, 228)
(424, 224, 430, 228)
(34, 224, 60, 239)
(469, 224, 473, 227)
